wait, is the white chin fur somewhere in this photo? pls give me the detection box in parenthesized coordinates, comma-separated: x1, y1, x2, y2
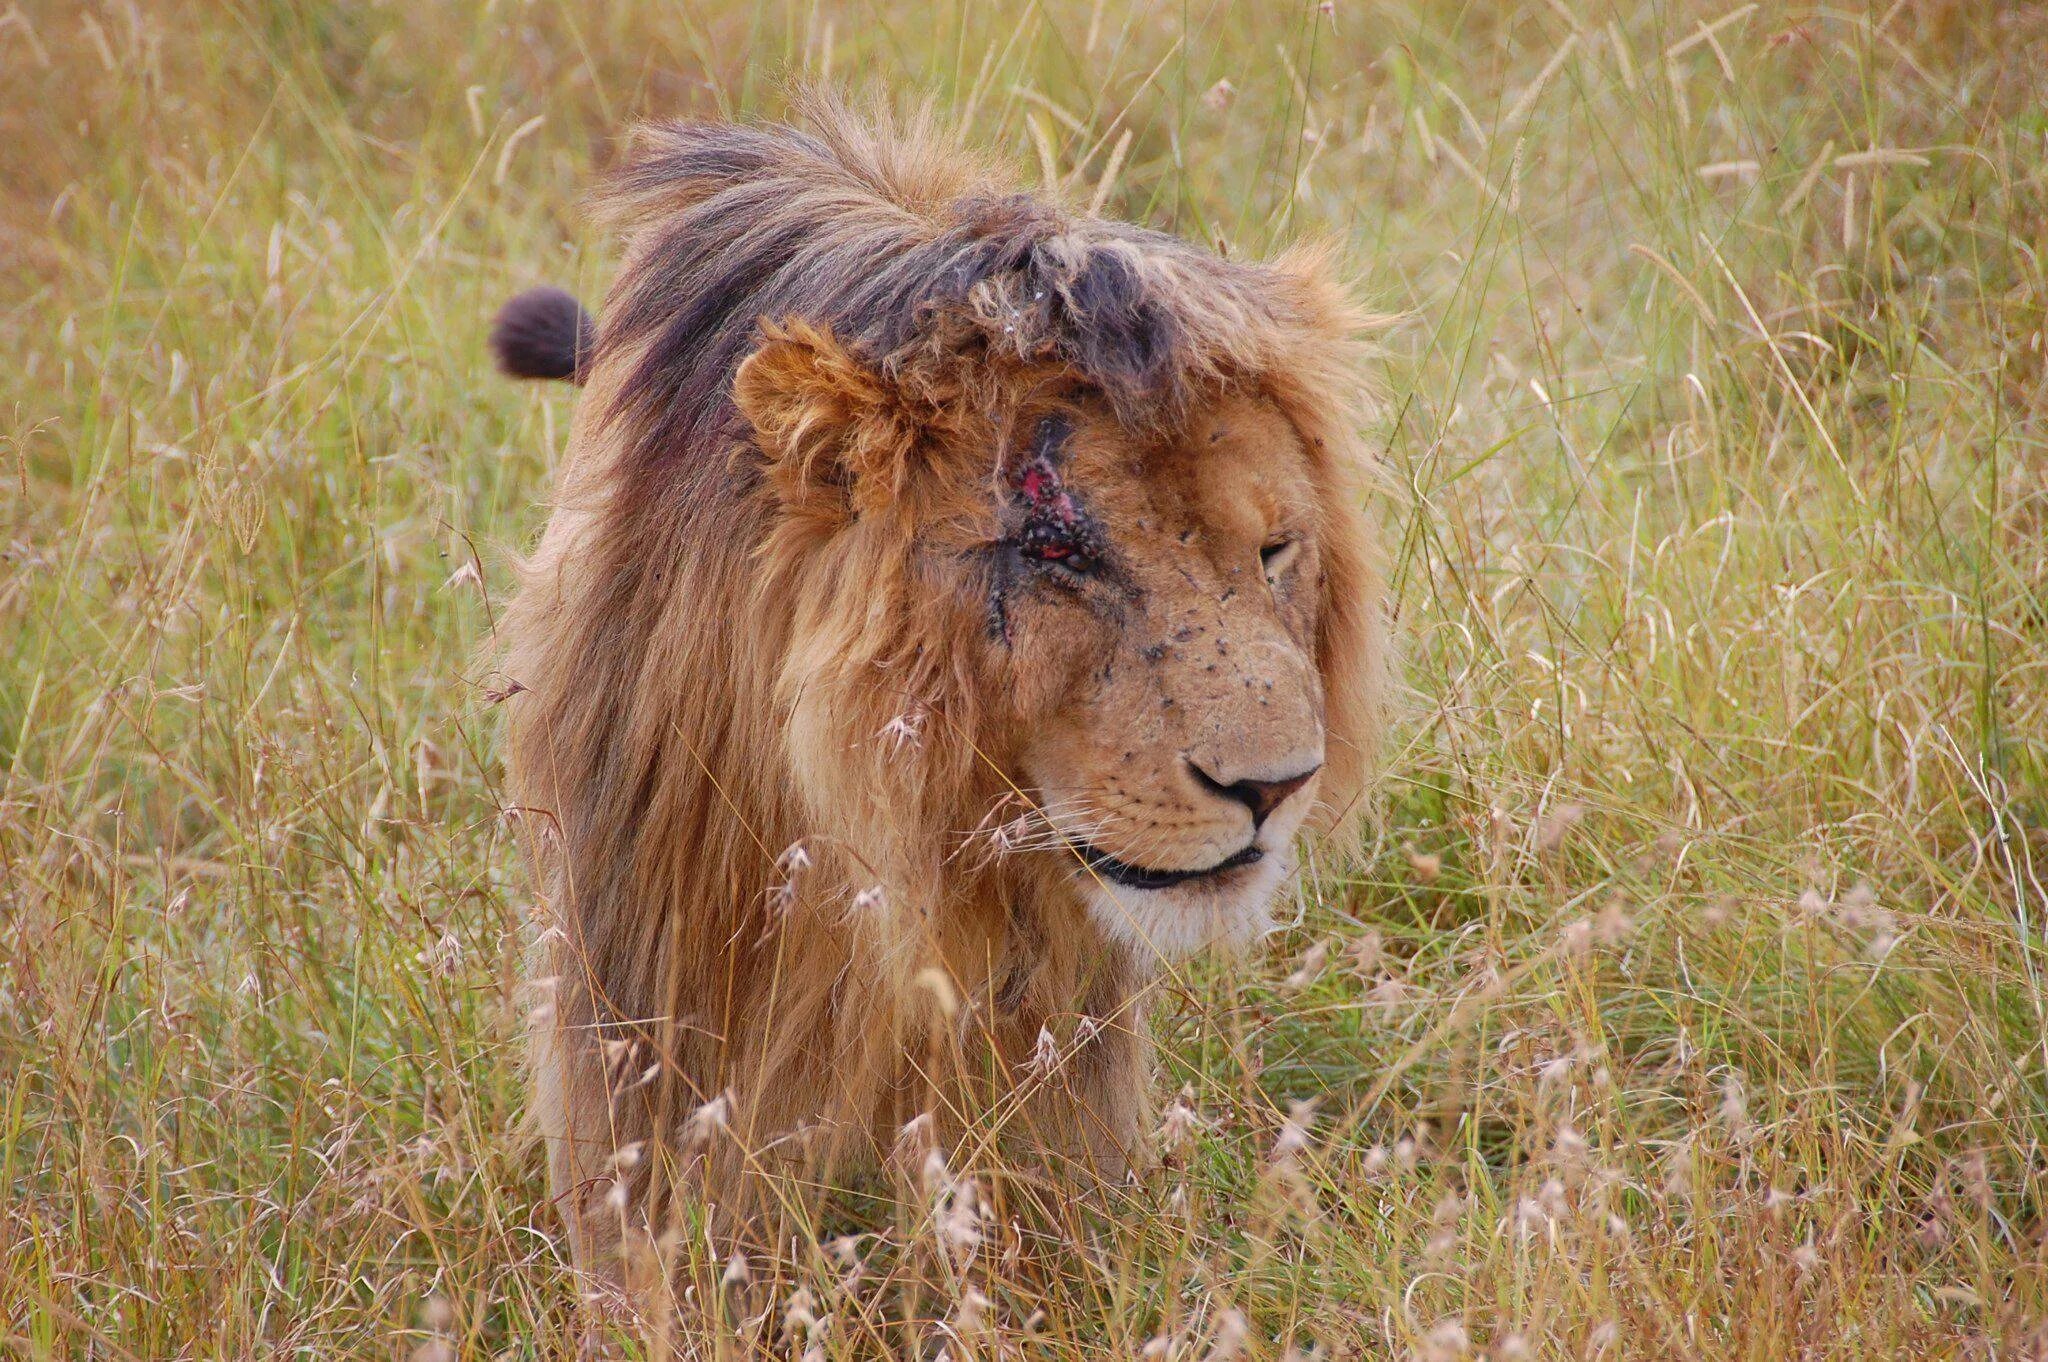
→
(1080, 848, 1296, 962)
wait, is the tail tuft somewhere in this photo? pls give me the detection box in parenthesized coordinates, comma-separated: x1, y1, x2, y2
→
(490, 286, 596, 383)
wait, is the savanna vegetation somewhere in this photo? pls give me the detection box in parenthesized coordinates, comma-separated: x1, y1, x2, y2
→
(3, 1, 2046, 1356)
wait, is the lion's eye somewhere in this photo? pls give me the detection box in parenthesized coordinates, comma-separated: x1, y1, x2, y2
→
(1020, 527, 1095, 574)
(1260, 537, 1300, 584)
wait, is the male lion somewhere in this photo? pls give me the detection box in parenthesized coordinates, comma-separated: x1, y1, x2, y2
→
(490, 99, 1386, 1274)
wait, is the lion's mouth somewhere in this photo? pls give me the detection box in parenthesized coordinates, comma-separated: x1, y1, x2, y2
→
(1073, 842, 1265, 891)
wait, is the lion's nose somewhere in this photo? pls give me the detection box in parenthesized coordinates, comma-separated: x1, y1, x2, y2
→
(1187, 758, 1323, 830)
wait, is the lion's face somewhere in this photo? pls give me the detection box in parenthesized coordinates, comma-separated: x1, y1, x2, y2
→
(977, 392, 1332, 960)
(737, 314, 1377, 970)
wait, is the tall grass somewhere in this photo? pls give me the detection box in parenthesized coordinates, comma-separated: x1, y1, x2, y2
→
(3, 1, 2044, 1356)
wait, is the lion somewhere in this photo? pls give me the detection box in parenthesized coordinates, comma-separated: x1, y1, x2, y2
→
(489, 97, 1387, 1276)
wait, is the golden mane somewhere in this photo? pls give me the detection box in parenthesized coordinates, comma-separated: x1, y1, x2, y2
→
(497, 95, 1385, 1270)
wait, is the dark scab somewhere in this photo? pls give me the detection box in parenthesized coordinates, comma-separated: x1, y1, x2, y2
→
(985, 551, 1016, 645)
(1178, 528, 1194, 543)
(1142, 642, 1168, 663)
(1170, 625, 1196, 643)
(1209, 426, 1227, 444)
(1219, 587, 1236, 603)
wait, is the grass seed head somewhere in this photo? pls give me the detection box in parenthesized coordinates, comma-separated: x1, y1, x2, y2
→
(1417, 1318, 1470, 1362)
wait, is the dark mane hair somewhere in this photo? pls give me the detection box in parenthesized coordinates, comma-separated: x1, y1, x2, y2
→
(591, 97, 1351, 484)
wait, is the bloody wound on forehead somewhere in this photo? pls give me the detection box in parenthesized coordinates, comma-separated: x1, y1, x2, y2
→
(1011, 416, 1096, 567)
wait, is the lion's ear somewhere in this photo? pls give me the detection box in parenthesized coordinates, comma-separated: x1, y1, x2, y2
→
(733, 319, 917, 515)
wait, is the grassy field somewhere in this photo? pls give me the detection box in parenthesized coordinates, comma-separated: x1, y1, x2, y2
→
(4, 1, 2047, 1356)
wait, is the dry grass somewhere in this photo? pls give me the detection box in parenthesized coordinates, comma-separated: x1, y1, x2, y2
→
(4, 1, 2047, 1357)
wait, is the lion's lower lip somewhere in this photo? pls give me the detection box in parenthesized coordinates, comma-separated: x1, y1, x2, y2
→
(1074, 842, 1264, 890)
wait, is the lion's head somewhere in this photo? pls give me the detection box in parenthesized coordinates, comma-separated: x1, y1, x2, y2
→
(495, 95, 1385, 1266)
(736, 341, 1374, 958)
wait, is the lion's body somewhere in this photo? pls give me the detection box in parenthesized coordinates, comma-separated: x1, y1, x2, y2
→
(497, 99, 1385, 1272)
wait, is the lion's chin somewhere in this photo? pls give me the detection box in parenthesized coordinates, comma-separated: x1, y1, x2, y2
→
(1077, 847, 1296, 962)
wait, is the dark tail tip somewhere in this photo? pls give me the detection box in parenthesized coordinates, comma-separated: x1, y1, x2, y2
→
(490, 286, 596, 384)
